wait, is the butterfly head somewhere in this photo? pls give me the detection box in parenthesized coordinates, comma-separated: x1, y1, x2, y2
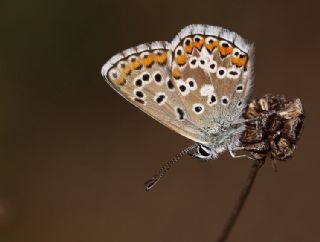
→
(193, 121, 245, 159)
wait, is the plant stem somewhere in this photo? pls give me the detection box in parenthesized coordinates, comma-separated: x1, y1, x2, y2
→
(216, 160, 264, 242)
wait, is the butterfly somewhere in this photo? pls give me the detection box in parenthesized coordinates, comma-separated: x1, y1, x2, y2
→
(101, 24, 256, 189)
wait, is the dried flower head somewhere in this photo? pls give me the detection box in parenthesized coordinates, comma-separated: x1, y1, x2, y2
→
(241, 94, 305, 162)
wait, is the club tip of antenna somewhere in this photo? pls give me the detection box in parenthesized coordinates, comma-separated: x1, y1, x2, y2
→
(144, 176, 160, 191)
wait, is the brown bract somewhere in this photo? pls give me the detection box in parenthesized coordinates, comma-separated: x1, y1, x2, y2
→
(241, 94, 305, 161)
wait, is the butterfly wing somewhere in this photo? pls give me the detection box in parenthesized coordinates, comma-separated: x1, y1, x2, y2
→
(170, 25, 254, 134)
(101, 41, 209, 143)
(101, 25, 254, 144)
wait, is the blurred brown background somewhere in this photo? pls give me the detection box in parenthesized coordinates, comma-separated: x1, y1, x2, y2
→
(0, 0, 319, 241)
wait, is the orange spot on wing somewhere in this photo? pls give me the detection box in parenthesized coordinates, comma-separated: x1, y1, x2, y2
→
(194, 38, 204, 50)
(175, 55, 187, 65)
(219, 45, 233, 57)
(142, 55, 154, 67)
(132, 59, 143, 69)
(114, 75, 126, 86)
(123, 65, 132, 75)
(172, 67, 181, 79)
(184, 42, 194, 54)
(231, 55, 248, 67)
(205, 41, 218, 52)
(155, 52, 167, 64)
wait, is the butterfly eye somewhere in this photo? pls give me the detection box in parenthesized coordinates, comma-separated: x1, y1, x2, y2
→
(236, 84, 244, 93)
(207, 94, 217, 106)
(217, 67, 227, 79)
(227, 68, 241, 79)
(176, 80, 190, 96)
(188, 57, 198, 69)
(186, 78, 198, 91)
(192, 103, 205, 114)
(197, 144, 211, 157)
(221, 96, 230, 106)
(200, 84, 214, 96)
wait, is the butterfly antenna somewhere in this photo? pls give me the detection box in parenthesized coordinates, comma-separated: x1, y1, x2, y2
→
(144, 144, 197, 191)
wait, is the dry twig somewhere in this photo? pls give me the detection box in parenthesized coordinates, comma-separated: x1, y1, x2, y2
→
(216, 160, 264, 242)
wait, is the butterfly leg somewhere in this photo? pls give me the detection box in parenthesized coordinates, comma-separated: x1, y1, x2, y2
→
(229, 149, 254, 160)
(239, 143, 277, 171)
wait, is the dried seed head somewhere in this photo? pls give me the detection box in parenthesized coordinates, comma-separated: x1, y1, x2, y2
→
(241, 94, 305, 161)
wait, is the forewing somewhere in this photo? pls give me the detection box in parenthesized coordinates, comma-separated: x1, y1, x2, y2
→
(101, 41, 208, 143)
(170, 25, 254, 133)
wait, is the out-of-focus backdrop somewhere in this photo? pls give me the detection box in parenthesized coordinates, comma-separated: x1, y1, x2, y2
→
(1, 0, 319, 241)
